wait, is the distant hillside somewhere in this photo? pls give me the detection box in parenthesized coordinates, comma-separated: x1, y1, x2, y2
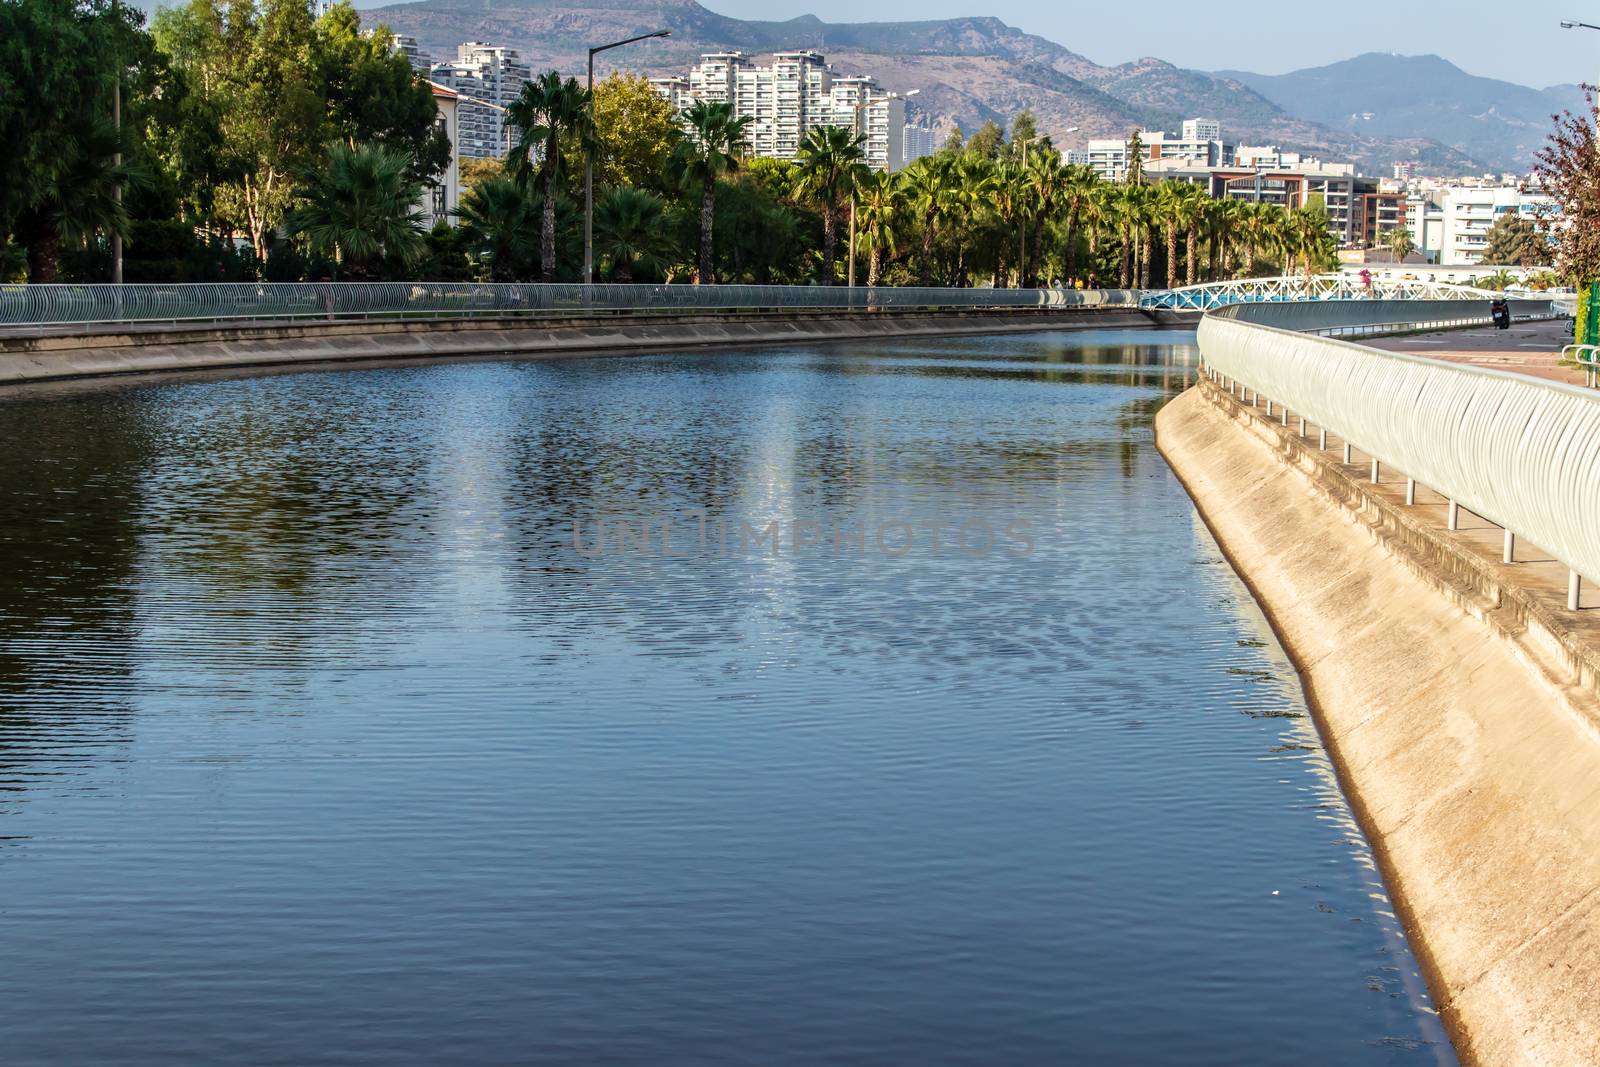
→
(1217, 53, 1581, 171)
(364, 0, 1482, 173)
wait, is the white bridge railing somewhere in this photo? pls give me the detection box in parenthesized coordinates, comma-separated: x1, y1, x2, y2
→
(0, 283, 1140, 328)
(1142, 273, 1530, 311)
(1199, 300, 1599, 611)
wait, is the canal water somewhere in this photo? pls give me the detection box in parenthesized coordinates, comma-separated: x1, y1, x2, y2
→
(0, 331, 1452, 1065)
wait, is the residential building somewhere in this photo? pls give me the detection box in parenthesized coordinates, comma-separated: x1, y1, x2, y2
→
(419, 83, 461, 230)
(903, 123, 937, 166)
(1084, 121, 1233, 181)
(1404, 183, 1556, 265)
(393, 35, 431, 73)
(648, 75, 693, 113)
(651, 52, 919, 170)
(429, 43, 531, 159)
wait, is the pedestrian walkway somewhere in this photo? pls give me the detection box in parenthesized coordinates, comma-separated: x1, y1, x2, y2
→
(1365, 317, 1587, 387)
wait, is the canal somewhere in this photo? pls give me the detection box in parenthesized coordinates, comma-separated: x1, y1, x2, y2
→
(0, 331, 1451, 1064)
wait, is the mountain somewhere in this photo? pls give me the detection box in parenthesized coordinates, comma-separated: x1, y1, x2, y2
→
(1216, 53, 1582, 172)
(362, 0, 1482, 172)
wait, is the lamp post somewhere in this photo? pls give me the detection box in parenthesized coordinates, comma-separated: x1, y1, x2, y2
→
(585, 30, 670, 286)
(1561, 20, 1600, 131)
(111, 0, 122, 284)
(847, 89, 917, 288)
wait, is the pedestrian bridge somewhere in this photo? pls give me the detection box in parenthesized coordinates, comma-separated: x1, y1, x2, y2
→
(1138, 273, 1512, 311)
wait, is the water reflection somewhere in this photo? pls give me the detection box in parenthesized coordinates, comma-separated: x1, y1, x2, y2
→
(0, 330, 1451, 1065)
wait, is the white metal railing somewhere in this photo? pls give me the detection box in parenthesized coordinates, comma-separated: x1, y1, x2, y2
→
(1199, 302, 1600, 611)
(0, 283, 1140, 328)
(1141, 273, 1511, 311)
(1562, 344, 1600, 389)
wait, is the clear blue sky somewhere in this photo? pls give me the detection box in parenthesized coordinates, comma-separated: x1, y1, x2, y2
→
(691, 0, 1599, 88)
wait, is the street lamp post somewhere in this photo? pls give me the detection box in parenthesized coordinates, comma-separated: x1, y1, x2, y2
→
(585, 30, 670, 286)
(1560, 20, 1600, 131)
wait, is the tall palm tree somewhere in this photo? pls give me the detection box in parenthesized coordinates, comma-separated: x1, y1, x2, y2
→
(1172, 183, 1209, 286)
(793, 124, 867, 282)
(1154, 181, 1187, 290)
(594, 187, 669, 282)
(285, 143, 425, 280)
(1059, 164, 1100, 285)
(453, 177, 541, 281)
(901, 154, 955, 286)
(952, 154, 997, 285)
(15, 117, 135, 283)
(1023, 147, 1065, 286)
(988, 161, 1025, 287)
(1111, 184, 1140, 288)
(507, 71, 593, 282)
(669, 101, 751, 285)
(853, 169, 901, 288)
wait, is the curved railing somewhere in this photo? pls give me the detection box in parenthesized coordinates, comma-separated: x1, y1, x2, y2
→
(1198, 299, 1599, 609)
(0, 283, 1141, 328)
(1142, 274, 1552, 311)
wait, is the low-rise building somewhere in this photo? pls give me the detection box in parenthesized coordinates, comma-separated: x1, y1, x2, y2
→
(419, 83, 461, 230)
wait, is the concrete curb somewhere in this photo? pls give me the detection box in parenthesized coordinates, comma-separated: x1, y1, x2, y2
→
(0, 307, 1173, 387)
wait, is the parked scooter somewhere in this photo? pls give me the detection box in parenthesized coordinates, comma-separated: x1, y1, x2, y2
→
(1491, 298, 1512, 330)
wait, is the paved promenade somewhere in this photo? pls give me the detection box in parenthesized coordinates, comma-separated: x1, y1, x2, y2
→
(1366, 316, 1587, 386)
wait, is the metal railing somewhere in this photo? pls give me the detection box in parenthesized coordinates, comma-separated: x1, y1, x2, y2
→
(1140, 273, 1514, 311)
(1562, 344, 1600, 388)
(1199, 300, 1600, 611)
(0, 282, 1141, 328)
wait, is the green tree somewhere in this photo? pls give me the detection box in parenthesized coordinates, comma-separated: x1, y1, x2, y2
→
(507, 70, 592, 282)
(668, 101, 751, 284)
(1022, 147, 1064, 285)
(314, 7, 449, 182)
(593, 186, 669, 281)
(942, 126, 964, 153)
(852, 169, 900, 288)
(1386, 225, 1417, 263)
(453, 177, 540, 281)
(901, 154, 955, 285)
(1481, 213, 1551, 267)
(283, 142, 424, 279)
(966, 119, 1005, 160)
(1058, 164, 1100, 285)
(589, 72, 679, 194)
(793, 124, 867, 282)
(220, 0, 328, 263)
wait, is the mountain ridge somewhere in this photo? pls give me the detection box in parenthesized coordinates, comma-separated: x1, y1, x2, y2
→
(364, 0, 1562, 172)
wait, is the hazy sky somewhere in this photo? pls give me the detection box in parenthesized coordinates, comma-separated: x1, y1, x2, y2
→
(689, 0, 1600, 88)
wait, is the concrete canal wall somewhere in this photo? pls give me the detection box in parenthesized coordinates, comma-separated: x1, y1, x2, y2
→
(1157, 382, 1600, 1067)
(0, 306, 1173, 386)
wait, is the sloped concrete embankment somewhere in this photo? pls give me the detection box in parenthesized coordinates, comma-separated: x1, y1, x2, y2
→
(1156, 383, 1600, 1067)
(0, 307, 1169, 386)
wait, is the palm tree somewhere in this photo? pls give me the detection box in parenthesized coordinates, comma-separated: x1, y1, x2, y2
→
(507, 71, 593, 282)
(952, 154, 997, 285)
(453, 177, 541, 281)
(793, 124, 867, 282)
(853, 169, 901, 288)
(1111, 184, 1140, 288)
(1172, 183, 1209, 286)
(989, 161, 1025, 287)
(669, 101, 752, 285)
(1387, 226, 1417, 264)
(1023, 148, 1065, 286)
(1059, 164, 1100, 285)
(285, 143, 425, 280)
(1154, 181, 1187, 289)
(15, 117, 135, 283)
(594, 187, 669, 282)
(901, 155, 955, 286)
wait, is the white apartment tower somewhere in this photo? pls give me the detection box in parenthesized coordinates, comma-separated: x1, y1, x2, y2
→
(429, 43, 532, 159)
(657, 52, 915, 170)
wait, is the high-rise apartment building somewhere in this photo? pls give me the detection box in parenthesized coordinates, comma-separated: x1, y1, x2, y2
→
(651, 52, 917, 170)
(902, 123, 937, 166)
(429, 43, 531, 159)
